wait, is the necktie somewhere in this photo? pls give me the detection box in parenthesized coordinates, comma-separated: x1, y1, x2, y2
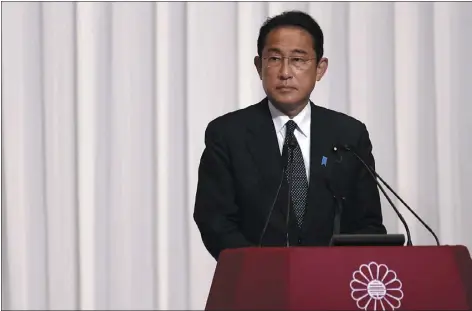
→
(284, 120, 308, 228)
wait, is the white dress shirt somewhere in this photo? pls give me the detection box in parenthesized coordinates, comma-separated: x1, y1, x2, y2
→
(268, 101, 311, 182)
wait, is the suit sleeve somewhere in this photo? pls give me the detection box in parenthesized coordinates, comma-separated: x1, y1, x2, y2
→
(193, 120, 253, 260)
(350, 123, 387, 234)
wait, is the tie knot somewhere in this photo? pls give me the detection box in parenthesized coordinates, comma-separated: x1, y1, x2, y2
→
(285, 120, 297, 136)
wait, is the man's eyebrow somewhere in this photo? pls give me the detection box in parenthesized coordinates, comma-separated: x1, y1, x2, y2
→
(265, 48, 309, 55)
(266, 47, 282, 54)
(291, 49, 308, 55)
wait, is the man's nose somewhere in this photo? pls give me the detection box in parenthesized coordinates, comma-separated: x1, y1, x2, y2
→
(278, 58, 293, 80)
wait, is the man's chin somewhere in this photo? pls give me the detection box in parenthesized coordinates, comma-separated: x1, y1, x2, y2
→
(270, 95, 306, 107)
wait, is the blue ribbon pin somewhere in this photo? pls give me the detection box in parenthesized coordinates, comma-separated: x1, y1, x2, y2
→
(321, 156, 328, 166)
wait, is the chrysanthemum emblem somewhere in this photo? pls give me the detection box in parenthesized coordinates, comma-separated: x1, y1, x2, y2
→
(350, 262, 404, 311)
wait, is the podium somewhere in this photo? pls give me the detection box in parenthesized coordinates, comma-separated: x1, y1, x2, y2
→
(205, 246, 472, 310)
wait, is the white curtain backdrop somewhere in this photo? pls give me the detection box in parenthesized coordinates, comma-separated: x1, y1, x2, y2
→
(2, 1, 472, 310)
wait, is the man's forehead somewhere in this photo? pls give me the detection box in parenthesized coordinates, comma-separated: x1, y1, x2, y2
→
(264, 28, 314, 50)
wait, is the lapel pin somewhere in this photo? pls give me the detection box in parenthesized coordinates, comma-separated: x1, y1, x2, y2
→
(321, 156, 328, 166)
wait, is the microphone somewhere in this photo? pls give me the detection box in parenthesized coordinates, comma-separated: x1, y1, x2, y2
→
(333, 144, 412, 246)
(325, 178, 345, 237)
(285, 137, 297, 247)
(337, 144, 440, 246)
(258, 143, 290, 246)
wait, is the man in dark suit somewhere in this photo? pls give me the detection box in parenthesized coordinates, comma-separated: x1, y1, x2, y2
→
(194, 10, 387, 260)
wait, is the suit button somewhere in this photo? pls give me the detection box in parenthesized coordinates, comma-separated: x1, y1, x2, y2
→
(298, 238, 302, 245)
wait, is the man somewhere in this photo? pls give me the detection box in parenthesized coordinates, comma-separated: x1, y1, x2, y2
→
(194, 10, 386, 260)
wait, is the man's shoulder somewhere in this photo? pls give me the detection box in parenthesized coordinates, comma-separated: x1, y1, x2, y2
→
(206, 100, 265, 132)
(313, 104, 366, 132)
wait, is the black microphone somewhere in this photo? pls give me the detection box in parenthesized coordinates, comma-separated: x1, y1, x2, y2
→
(337, 144, 440, 246)
(325, 178, 345, 237)
(258, 144, 290, 246)
(333, 144, 413, 246)
(285, 137, 297, 247)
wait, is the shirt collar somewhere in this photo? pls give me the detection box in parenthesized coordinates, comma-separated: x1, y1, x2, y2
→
(268, 100, 311, 137)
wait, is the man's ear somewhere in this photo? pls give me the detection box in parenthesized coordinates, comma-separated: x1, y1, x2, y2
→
(316, 57, 328, 82)
(254, 56, 263, 80)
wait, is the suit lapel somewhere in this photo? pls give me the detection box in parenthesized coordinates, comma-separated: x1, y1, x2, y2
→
(301, 103, 336, 235)
(245, 98, 287, 228)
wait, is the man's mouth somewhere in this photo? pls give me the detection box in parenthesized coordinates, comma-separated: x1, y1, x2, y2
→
(276, 86, 297, 92)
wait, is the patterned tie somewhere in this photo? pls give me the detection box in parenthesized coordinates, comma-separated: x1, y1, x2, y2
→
(284, 120, 308, 228)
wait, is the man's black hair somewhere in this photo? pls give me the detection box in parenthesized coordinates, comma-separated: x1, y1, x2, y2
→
(257, 10, 324, 63)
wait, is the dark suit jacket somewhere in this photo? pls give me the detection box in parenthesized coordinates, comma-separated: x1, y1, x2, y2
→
(193, 98, 386, 260)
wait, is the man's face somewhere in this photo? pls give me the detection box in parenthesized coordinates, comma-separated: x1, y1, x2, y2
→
(255, 26, 328, 112)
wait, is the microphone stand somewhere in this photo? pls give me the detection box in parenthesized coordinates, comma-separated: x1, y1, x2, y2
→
(366, 163, 440, 246)
(258, 165, 286, 246)
(325, 178, 344, 237)
(339, 145, 413, 246)
(259, 144, 291, 246)
(333, 194, 344, 237)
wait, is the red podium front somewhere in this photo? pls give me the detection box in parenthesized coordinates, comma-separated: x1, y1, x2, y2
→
(205, 246, 472, 310)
